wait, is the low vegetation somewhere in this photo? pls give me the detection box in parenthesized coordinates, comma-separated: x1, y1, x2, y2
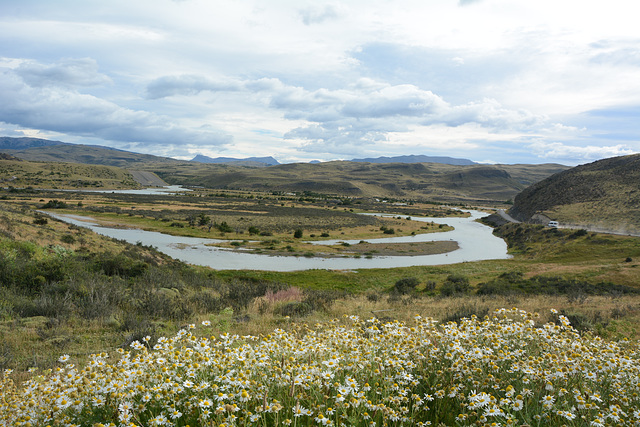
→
(0, 158, 140, 189)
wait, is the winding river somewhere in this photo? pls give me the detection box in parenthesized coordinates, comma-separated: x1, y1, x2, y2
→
(45, 209, 510, 271)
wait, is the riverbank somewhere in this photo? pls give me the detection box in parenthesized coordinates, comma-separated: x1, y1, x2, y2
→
(211, 239, 459, 258)
(44, 209, 509, 271)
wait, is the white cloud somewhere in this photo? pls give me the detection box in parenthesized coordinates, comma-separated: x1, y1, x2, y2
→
(0, 63, 231, 147)
(299, 4, 340, 25)
(530, 141, 635, 163)
(145, 75, 243, 99)
(16, 58, 112, 88)
(0, 0, 639, 163)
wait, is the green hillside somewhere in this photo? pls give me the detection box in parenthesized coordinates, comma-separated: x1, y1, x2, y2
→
(509, 154, 640, 234)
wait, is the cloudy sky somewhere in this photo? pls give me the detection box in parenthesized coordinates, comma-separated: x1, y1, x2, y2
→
(1, 0, 638, 165)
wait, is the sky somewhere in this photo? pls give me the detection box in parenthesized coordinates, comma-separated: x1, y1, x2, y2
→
(0, 0, 639, 165)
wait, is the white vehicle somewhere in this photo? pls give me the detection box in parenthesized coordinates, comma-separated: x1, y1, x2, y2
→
(547, 221, 559, 228)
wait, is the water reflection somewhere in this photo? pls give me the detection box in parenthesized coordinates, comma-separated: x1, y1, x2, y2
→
(61, 185, 192, 195)
(45, 210, 510, 271)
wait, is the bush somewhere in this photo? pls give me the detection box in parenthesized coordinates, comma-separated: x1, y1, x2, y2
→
(93, 253, 148, 278)
(293, 229, 303, 238)
(33, 216, 48, 225)
(440, 274, 470, 296)
(60, 234, 76, 244)
(197, 213, 210, 226)
(41, 200, 67, 209)
(394, 277, 420, 294)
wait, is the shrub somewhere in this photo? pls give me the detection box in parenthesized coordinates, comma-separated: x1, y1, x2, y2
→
(293, 228, 303, 238)
(93, 253, 148, 278)
(424, 280, 437, 291)
(394, 277, 420, 294)
(216, 221, 233, 233)
(197, 213, 210, 226)
(41, 200, 67, 209)
(33, 216, 48, 225)
(440, 274, 470, 296)
(60, 234, 76, 244)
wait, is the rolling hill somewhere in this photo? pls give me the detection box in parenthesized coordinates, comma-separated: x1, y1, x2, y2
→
(2, 138, 181, 167)
(1, 136, 568, 203)
(509, 154, 640, 234)
(0, 136, 70, 150)
(0, 157, 140, 189)
(149, 160, 567, 203)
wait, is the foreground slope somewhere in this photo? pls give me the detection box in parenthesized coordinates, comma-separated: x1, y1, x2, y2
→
(509, 154, 640, 234)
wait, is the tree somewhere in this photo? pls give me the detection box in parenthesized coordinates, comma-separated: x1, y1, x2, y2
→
(197, 213, 211, 226)
(293, 229, 303, 238)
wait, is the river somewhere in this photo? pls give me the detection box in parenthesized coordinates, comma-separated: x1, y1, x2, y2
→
(45, 209, 510, 271)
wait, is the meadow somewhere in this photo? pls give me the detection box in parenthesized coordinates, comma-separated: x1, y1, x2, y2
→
(1, 187, 640, 426)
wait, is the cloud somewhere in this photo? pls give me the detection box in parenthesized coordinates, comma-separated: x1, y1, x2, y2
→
(530, 141, 635, 163)
(145, 75, 243, 99)
(16, 58, 112, 88)
(145, 72, 550, 155)
(589, 39, 640, 66)
(299, 5, 339, 25)
(0, 62, 232, 147)
(458, 0, 483, 6)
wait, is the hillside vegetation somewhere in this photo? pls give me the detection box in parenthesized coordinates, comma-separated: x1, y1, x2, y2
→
(509, 154, 640, 234)
(149, 161, 567, 203)
(0, 158, 140, 189)
(2, 137, 567, 203)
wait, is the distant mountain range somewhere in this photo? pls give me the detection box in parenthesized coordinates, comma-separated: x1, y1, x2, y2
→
(350, 154, 476, 166)
(190, 153, 476, 166)
(0, 136, 71, 150)
(2, 137, 477, 167)
(191, 154, 280, 166)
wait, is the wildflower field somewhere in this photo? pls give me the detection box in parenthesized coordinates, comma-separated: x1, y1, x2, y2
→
(3, 308, 640, 427)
